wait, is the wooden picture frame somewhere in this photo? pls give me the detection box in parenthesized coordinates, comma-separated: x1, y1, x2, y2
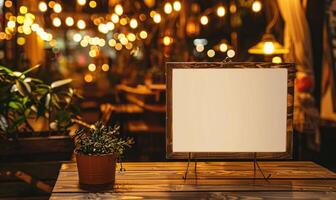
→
(166, 62, 295, 159)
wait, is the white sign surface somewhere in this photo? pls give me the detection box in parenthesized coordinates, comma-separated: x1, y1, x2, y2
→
(172, 68, 288, 152)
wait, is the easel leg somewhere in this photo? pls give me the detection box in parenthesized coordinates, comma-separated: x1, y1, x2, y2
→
(194, 158, 197, 180)
(253, 153, 271, 182)
(182, 153, 191, 180)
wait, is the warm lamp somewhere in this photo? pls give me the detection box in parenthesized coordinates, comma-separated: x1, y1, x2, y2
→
(248, 34, 288, 55)
(248, 1, 288, 55)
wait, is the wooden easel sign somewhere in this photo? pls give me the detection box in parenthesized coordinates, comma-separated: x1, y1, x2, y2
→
(166, 62, 295, 159)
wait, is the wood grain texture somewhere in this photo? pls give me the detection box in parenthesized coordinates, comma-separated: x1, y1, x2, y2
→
(51, 162, 336, 199)
(166, 62, 295, 159)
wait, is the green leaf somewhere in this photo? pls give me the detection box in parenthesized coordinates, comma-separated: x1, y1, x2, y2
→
(50, 79, 72, 89)
(0, 66, 13, 74)
(22, 64, 40, 75)
(9, 101, 23, 111)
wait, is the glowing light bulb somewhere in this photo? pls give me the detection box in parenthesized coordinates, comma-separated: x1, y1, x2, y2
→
(84, 74, 93, 82)
(272, 56, 282, 63)
(52, 17, 61, 27)
(115, 43, 122, 50)
(163, 36, 172, 46)
(7, 21, 16, 28)
(77, 20, 86, 29)
(263, 42, 275, 54)
(53, 3, 62, 13)
(77, 0, 86, 6)
(17, 37, 26, 45)
(164, 2, 172, 14)
(207, 49, 215, 57)
(227, 49, 235, 58)
(98, 24, 108, 33)
(153, 13, 161, 23)
(19, 6, 28, 14)
(173, 1, 181, 11)
(127, 33, 136, 42)
(89, 0, 97, 8)
(65, 17, 74, 26)
(106, 22, 114, 30)
(200, 16, 208, 25)
(39, 2, 48, 12)
(252, 1, 262, 13)
(111, 14, 119, 23)
(195, 44, 204, 52)
(217, 6, 226, 17)
(88, 63, 96, 71)
(219, 43, 228, 52)
(130, 18, 138, 29)
(115, 4, 123, 16)
(139, 30, 148, 39)
(101, 64, 109, 71)
(108, 39, 116, 47)
(73, 33, 82, 42)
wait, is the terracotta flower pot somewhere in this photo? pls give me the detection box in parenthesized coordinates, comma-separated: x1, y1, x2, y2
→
(76, 153, 117, 186)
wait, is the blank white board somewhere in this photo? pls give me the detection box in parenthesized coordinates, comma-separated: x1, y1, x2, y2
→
(172, 68, 288, 153)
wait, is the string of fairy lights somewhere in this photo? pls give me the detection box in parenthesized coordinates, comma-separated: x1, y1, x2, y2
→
(1, 0, 265, 83)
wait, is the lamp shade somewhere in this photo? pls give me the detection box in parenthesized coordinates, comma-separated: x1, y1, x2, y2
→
(248, 34, 288, 55)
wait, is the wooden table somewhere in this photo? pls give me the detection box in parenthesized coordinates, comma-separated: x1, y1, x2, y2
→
(51, 161, 336, 199)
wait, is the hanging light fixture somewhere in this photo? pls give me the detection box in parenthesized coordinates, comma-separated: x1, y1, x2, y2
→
(248, 2, 288, 55)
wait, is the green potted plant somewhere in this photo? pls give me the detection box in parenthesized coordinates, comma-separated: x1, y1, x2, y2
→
(0, 65, 81, 161)
(73, 121, 133, 187)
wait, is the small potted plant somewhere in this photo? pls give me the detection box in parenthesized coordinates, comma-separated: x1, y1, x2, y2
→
(73, 121, 133, 188)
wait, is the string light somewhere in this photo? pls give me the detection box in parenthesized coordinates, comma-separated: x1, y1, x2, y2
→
(106, 22, 115, 30)
(219, 43, 228, 52)
(48, 1, 56, 8)
(53, 3, 62, 13)
(52, 17, 61, 27)
(108, 39, 116, 47)
(120, 18, 128, 25)
(4, 0, 12, 8)
(164, 2, 173, 14)
(153, 13, 161, 23)
(89, 0, 97, 8)
(125, 42, 133, 50)
(84, 74, 93, 82)
(39, 2, 48, 12)
(7, 21, 16, 28)
(217, 6, 226, 17)
(173, 1, 181, 11)
(77, 20, 86, 29)
(127, 33, 136, 42)
(139, 30, 148, 39)
(111, 14, 119, 23)
(200, 16, 208, 25)
(115, 43, 122, 50)
(130, 18, 138, 29)
(115, 4, 123, 16)
(163, 36, 173, 46)
(77, 0, 86, 6)
(88, 63, 96, 71)
(73, 33, 82, 42)
(101, 64, 109, 71)
(227, 49, 235, 58)
(19, 6, 28, 14)
(207, 49, 215, 57)
(98, 24, 108, 33)
(252, 1, 262, 13)
(17, 37, 26, 45)
(195, 44, 204, 52)
(65, 17, 74, 26)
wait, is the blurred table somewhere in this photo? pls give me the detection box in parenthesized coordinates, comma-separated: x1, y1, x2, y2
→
(51, 161, 336, 199)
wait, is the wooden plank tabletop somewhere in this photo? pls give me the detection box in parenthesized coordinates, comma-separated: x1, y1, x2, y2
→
(51, 161, 336, 199)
